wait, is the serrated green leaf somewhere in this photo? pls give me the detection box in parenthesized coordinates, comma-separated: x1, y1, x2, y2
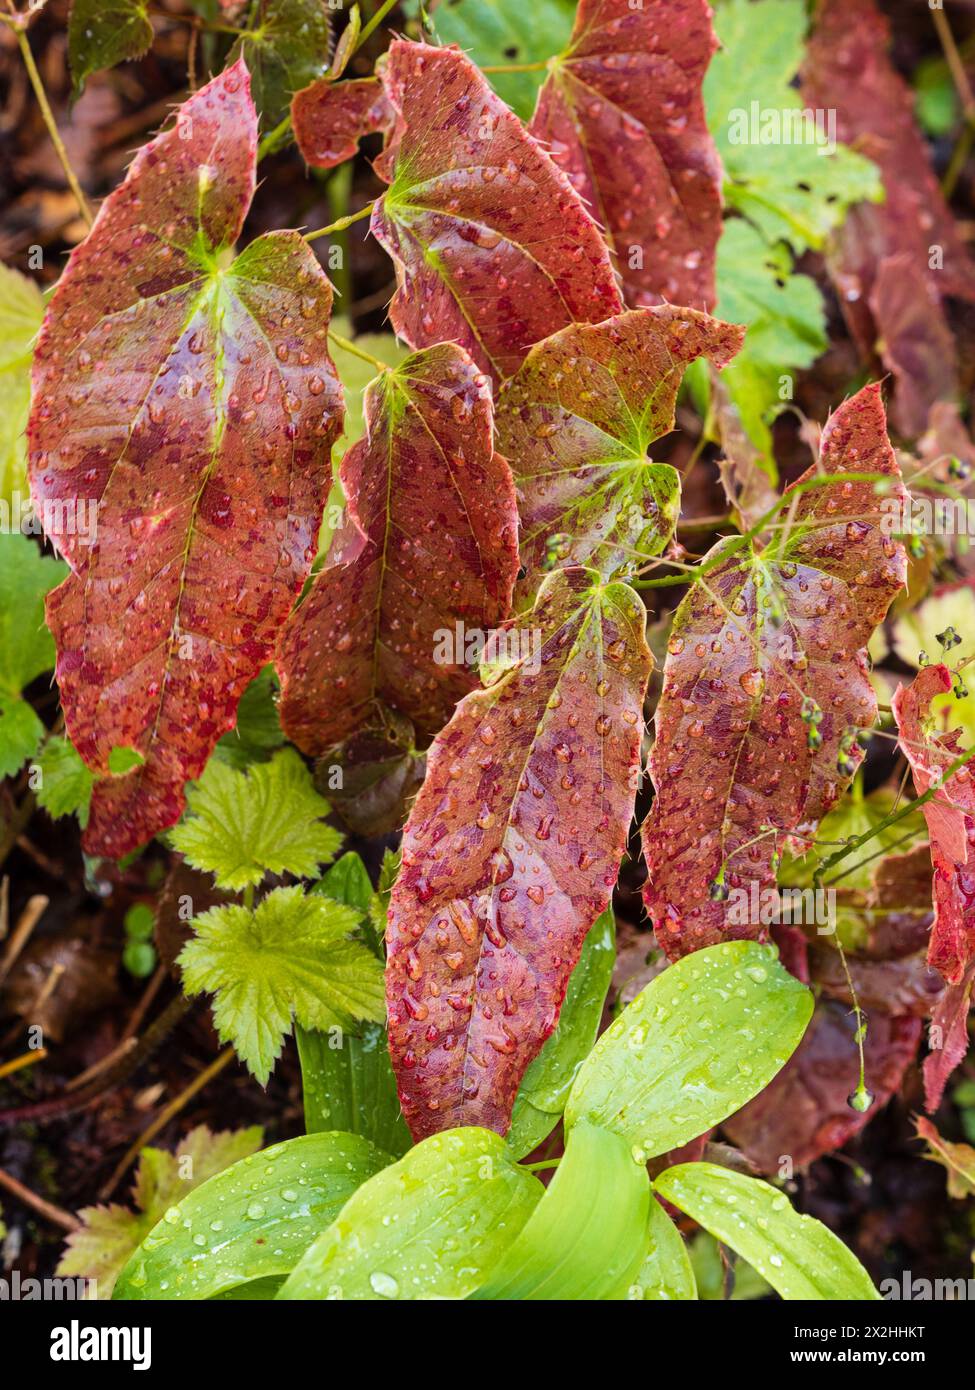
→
(407, 0, 575, 120)
(655, 1162, 880, 1300)
(170, 747, 342, 890)
(473, 1120, 650, 1300)
(113, 1131, 390, 1300)
(68, 0, 154, 98)
(215, 667, 284, 769)
(0, 263, 43, 506)
(564, 941, 813, 1156)
(0, 533, 66, 779)
(312, 849, 373, 915)
(179, 885, 385, 1084)
(34, 736, 95, 827)
(231, 0, 332, 126)
(278, 1127, 543, 1300)
(705, 0, 882, 254)
(507, 907, 615, 1160)
(630, 1195, 698, 1301)
(58, 1124, 262, 1299)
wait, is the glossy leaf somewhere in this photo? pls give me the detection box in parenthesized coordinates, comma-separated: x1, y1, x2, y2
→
(642, 385, 907, 958)
(0, 534, 66, 779)
(530, 0, 723, 310)
(292, 77, 394, 169)
(114, 1132, 389, 1300)
(277, 1128, 543, 1300)
(631, 1195, 697, 1301)
(925, 963, 975, 1113)
(893, 664, 975, 985)
(231, 0, 333, 126)
(506, 907, 615, 1161)
(655, 1162, 880, 1300)
(564, 940, 811, 1155)
(724, 999, 921, 1173)
(495, 307, 744, 602)
(0, 263, 43, 506)
(277, 343, 519, 753)
(472, 1119, 650, 1300)
(29, 63, 344, 859)
(387, 568, 652, 1140)
(371, 40, 623, 385)
(68, 0, 153, 98)
(214, 667, 285, 769)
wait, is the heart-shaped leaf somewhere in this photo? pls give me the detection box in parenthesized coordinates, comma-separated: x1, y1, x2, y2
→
(530, 0, 723, 310)
(642, 384, 907, 958)
(371, 41, 623, 385)
(564, 940, 812, 1155)
(28, 62, 344, 858)
(387, 567, 652, 1140)
(277, 342, 519, 753)
(495, 306, 743, 603)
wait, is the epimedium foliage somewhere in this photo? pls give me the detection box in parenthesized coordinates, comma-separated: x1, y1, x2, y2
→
(8, 0, 975, 1305)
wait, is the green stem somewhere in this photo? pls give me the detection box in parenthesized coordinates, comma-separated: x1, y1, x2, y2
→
(521, 1158, 560, 1172)
(328, 329, 389, 372)
(16, 26, 92, 227)
(305, 200, 376, 242)
(357, 0, 399, 51)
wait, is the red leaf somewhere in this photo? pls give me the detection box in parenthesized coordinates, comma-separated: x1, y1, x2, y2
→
(386, 568, 652, 1139)
(277, 343, 519, 752)
(370, 41, 623, 385)
(642, 384, 907, 959)
(924, 962, 975, 1113)
(28, 62, 344, 857)
(530, 0, 722, 311)
(292, 77, 393, 169)
(892, 664, 975, 984)
(495, 306, 743, 601)
(724, 999, 921, 1173)
(802, 0, 975, 437)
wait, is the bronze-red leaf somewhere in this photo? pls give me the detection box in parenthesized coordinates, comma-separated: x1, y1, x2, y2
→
(530, 0, 723, 310)
(277, 342, 519, 752)
(28, 62, 344, 857)
(370, 41, 623, 385)
(642, 384, 907, 959)
(386, 568, 652, 1140)
(292, 76, 394, 169)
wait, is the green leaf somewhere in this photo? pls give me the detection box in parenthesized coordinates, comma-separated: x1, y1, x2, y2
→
(312, 850, 373, 916)
(231, 0, 333, 126)
(178, 885, 385, 1084)
(630, 1195, 698, 1301)
(58, 1124, 262, 1299)
(507, 907, 615, 1160)
(215, 667, 284, 769)
(169, 747, 342, 891)
(410, 0, 576, 120)
(278, 1127, 543, 1300)
(297, 1024, 411, 1157)
(0, 263, 43, 506)
(654, 1162, 880, 1301)
(68, 0, 154, 98)
(113, 1131, 390, 1300)
(914, 56, 959, 139)
(34, 736, 94, 827)
(473, 1120, 650, 1300)
(705, 0, 882, 254)
(564, 940, 813, 1156)
(714, 220, 827, 460)
(107, 746, 144, 776)
(0, 533, 66, 779)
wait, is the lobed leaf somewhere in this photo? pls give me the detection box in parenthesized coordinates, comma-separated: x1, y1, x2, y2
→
(178, 884, 384, 1084)
(387, 567, 651, 1140)
(917, 1116, 975, 1200)
(277, 1127, 543, 1300)
(34, 735, 95, 827)
(472, 1119, 650, 1300)
(564, 940, 812, 1156)
(530, 0, 723, 310)
(495, 306, 743, 604)
(231, 0, 333, 126)
(292, 77, 394, 169)
(655, 1162, 880, 1300)
(113, 1132, 389, 1300)
(642, 384, 907, 958)
(277, 343, 519, 753)
(28, 63, 344, 858)
(68, 0, 154, 98)
(169, 747, 342, 891)
(371, 41, 623, 385)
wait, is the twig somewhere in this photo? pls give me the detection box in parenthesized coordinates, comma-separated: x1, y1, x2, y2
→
(14, 27, 92, 228)
(0, 894, 48, 986)
(65, 1038, 137, 1093)
(98, 1046, 236, 1199)
(0, 1046, 46, 1081)
(0, 1165, 80, 1232)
